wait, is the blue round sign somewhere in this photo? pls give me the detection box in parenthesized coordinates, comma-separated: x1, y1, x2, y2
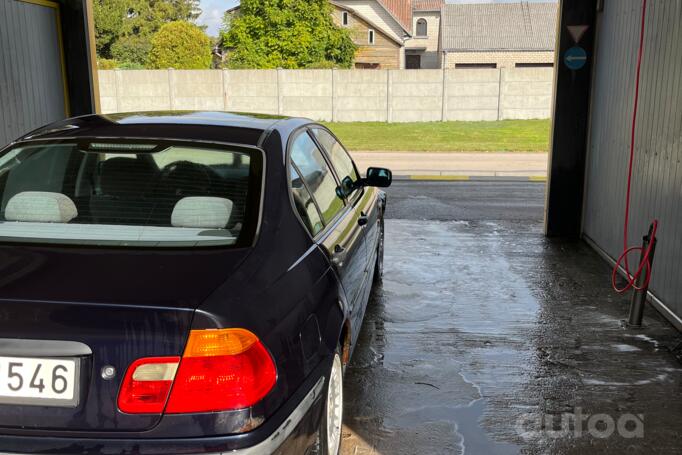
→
(564, 46, 588, 70)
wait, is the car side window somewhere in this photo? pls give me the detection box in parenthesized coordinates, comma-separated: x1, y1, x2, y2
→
(311, 128, 360, 199)
(290, 132, 345, 225)
(289, 166, 324, 236)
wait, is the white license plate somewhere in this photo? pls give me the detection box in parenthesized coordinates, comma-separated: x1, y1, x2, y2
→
(0, 356, 79, 407)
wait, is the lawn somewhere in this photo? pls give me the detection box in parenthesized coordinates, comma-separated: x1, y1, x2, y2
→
(322, 119, 551, 152)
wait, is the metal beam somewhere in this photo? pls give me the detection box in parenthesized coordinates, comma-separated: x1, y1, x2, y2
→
(545, 0, 598, 237)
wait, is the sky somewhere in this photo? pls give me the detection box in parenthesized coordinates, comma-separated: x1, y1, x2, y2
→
(197, 0, 557, 37)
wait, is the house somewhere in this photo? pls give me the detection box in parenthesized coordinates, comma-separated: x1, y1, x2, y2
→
(440, 2, 558, 69)
(405, 0, 445, 69)
(331, 0, 414, 69)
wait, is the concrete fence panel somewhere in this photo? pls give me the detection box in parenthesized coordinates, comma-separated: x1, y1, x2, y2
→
(279, 70, 333, 121)
(98, 68, 554, 122)
(499, 68, 554, 120)
(390, 70, 443, 123)
(445, 69, 500, 121)
(224, 70, 278, 115)
(110, 70, 172, 112)
(170, 70, 224, 111)
(333, 70, 388, 122)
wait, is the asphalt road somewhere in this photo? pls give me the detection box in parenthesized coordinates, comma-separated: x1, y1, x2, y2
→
(384, 181, 546, 222)
(341, 181, 682, 455)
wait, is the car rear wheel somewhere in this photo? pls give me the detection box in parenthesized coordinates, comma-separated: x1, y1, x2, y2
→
(317, 351, 343, 455)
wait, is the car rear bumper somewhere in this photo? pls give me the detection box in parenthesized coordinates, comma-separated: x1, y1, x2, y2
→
(0, 375, 325, 455)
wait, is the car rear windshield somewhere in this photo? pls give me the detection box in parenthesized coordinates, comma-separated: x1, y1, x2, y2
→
(0, 139, 262, 247)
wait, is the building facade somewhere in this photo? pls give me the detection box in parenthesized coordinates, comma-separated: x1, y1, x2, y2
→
(332, 0, 413, 69)
(331, 3, 403, 69)
(441, 2, 558, 69)
(405, 0, 443, 69)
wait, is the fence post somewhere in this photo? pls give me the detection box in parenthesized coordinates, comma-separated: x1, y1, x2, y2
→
(277, 68, 284, 116)
(386, 70, 393, 123)
(221, 69, 228, 111)
(331, 68, 337, 122)
(497, 67, 504, 121)
(167, 68, 175, 111)
(113, 69, 122, 113)
(441, 66, 447, 122)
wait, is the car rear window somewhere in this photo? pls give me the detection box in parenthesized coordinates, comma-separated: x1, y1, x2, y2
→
(0, 140, 262, 247)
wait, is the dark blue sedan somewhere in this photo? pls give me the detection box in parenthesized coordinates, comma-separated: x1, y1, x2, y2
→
(0, 112, 391, 454)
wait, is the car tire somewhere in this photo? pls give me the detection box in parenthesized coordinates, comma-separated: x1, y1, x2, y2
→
(316, 349, 343, 455)
(373, 216, 384, 284)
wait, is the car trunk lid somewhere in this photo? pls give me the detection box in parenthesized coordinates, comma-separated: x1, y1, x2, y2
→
(0, 245, 249, 432)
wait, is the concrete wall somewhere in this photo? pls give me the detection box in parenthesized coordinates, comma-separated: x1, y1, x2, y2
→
(444, 51, 555, 69)
(99, 68, 554, 122)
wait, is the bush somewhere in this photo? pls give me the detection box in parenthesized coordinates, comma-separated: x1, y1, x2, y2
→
(97, 58, 119, 69)
(111, 34, 152, 67)
(147, 21, 212, 69)
(222, 0, 355, 69)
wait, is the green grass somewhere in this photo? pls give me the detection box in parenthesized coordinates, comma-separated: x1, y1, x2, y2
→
(321, 120, 551, 152)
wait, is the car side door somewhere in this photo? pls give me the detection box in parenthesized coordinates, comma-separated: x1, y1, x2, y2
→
(309, 127, 376, 330)
(288, 130, 367, 318)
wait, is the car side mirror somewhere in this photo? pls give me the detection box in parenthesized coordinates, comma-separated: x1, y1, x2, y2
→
(364, 167, 392, 188)
(336, 168, 392, 199)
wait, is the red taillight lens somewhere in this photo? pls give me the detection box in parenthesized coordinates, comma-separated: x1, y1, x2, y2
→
(165, 329, 277, 414)
(117, 357, 180, 414)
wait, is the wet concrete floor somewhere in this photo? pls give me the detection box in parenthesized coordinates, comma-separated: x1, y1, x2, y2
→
(341, 182, 682, 454)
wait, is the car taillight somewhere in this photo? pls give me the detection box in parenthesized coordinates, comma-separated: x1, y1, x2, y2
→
(165, 328, 277, 414)
(118, 357, 180, 414)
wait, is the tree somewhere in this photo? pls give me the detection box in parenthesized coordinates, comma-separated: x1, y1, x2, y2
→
(147, 21, 212, 69)
(221, 0, 356, 69)
(93, 0, 202, 66)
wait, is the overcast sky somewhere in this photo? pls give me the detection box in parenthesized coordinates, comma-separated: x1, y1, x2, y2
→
(197, 0, 557, 37)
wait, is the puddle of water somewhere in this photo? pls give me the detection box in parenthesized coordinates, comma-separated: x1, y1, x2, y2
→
(387, 400, 519, 455)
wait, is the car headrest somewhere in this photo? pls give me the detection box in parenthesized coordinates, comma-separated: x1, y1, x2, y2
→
(99, 157, 155, 196)
(5, 192, 78, 223)
(171, 197, 233, 229)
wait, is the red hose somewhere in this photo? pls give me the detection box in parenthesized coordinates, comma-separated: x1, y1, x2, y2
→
(611, 0, 658, 294)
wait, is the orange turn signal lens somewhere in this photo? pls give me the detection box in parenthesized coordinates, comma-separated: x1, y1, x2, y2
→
(183, 328, 259, 358)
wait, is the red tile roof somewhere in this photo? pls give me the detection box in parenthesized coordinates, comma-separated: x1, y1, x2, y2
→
(413, 0, 444, 12)
(377, 0, 413, 33)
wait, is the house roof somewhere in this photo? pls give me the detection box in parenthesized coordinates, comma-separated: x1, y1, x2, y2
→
(441, 2, 558, 52)
(413, 0, 444, 12)
(376, 0, 413, 33)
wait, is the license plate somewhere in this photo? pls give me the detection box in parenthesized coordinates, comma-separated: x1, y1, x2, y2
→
(0, 356, 79, 407)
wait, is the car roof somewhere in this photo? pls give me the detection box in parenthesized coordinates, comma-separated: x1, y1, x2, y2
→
(16, 111, 313, 148)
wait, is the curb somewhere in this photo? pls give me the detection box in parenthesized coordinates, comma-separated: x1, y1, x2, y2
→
(393, 175, 547, 182)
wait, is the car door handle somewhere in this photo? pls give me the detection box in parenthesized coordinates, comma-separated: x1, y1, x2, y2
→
(332, 244, 346, 267)
(358, 212, 369, 227)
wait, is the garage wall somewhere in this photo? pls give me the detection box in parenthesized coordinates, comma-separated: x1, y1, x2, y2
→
(0, 0, 68, 147)
(583, 0, 682, 325)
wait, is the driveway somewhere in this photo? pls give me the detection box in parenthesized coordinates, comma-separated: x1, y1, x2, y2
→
(341, 181, 682, 454)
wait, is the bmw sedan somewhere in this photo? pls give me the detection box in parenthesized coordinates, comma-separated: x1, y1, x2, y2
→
(0, 112, 391, 454)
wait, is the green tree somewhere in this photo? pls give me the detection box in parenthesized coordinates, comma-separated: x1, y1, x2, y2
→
(221, 0, 355, 69)
(147, 21, 212, 69)
(93, 0, 202, 66)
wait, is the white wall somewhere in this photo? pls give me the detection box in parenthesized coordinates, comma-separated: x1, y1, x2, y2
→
(99, 68, 554, 123)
